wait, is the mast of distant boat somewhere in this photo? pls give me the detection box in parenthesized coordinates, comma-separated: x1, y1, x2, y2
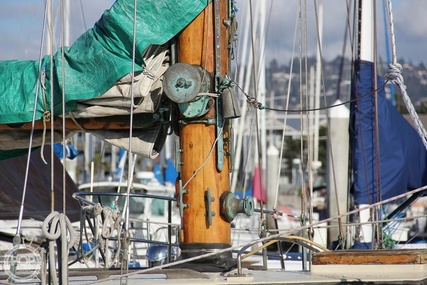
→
(358, 0, 377, 247)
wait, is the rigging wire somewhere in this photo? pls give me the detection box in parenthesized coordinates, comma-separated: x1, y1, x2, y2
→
(371, 0, 383, 246)
(254, 0, 269, 196)
(234, 79, 388, 113)
(78, 0, 88, 31)
(297, 1, 305, 228)
(16, 0, 50, 237)
(119, 0, 138, 277)
(60, 0, 68, 214)
(232, 0, 290, 214)
(230, 0, 254, 196)
(231, 0, 362, 249)
(381, 0, 394, 105)
(335, 16, 349, 102)
(309, 0, 323, 247)
(299, 0, 310, 270)
(248, 0, 267, 239)
(273, 4, 300, 212)
(233, 0, 273, 266)
(47, 0, 55, 214)
(230, 4, 259, 236)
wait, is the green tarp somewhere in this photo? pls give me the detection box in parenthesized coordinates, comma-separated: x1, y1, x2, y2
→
(0, 0, 209, 124)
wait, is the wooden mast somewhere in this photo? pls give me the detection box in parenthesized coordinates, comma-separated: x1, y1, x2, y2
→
(176, 0, 232, 265)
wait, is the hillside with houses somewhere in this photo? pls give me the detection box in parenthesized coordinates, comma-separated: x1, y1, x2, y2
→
(266, 57, 427, 112)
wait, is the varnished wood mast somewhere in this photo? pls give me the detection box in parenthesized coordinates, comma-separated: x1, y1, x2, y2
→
(177, 0, 232, 252)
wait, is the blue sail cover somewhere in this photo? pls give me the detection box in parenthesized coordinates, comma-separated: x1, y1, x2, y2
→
(350, 60, 427, 204)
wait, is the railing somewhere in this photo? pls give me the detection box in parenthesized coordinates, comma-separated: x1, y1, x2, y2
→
(235, 236, 328, 275)
(72, 191, 180, 268)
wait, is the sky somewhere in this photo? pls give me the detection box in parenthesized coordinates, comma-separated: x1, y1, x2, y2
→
(0, 0, 114, 60)
(0, 0, 426, 66)
(235, 0, 427, 66)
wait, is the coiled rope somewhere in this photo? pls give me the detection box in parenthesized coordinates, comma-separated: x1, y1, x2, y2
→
(42, 211, 77, 285)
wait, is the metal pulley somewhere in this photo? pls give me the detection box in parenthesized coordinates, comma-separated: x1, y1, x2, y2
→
(163, 63, 212, 104)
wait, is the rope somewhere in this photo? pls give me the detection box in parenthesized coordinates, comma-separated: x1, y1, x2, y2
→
(68, 112, 87, 132)
(384, 0, 427, 150)
(385, 0, 397, 67)
(42, 211, 77, 250)
(100, 206, 122, 239)
(40, 110, 51, 164)
(81, 203, 122, 268)
(385, 63, 427, 150)
(39, 70, 50, 165)
(42, 211, 77, 285)
(182, 125, 224, 190)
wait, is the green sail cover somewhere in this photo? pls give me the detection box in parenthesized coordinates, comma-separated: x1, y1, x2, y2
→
(0, 0, 209, 124)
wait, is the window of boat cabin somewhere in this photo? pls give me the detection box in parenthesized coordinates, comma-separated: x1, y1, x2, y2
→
(151, 198, 165, 216)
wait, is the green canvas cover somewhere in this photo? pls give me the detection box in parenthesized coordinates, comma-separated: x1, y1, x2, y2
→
(0, 0, 209, 124)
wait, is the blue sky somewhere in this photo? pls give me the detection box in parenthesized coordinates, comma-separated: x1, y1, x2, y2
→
(0, 0, 114, 60)
(0, 0, 426, 65)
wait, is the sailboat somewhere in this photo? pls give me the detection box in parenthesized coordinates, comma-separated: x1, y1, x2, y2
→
(1, 0, 427, 284)
(346, 1, 427, 251)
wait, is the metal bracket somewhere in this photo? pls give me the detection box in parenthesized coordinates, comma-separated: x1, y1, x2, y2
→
(178, 179, 189, 217)
(204, 188, 216, 227)
(213, 0, 221, 80)
(225, 0, 238, 62)
(178, 96, 212, 118)
(227, 126, 234, 173)
(213, 0, 224, 172)
(178, 118, 217, 126)
(216, 97, 224, 172)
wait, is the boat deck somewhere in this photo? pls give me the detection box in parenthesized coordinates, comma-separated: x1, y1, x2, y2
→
(65, 249, 427, 284)
(64, 266, 427, 285)
(2, 249, 427, 284)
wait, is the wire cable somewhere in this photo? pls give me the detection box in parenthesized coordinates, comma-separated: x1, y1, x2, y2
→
(235, 79, 388, 113)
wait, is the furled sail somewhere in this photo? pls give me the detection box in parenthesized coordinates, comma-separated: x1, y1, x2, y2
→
(350, 60, 427, 205)
(0, 0, 210, 159)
